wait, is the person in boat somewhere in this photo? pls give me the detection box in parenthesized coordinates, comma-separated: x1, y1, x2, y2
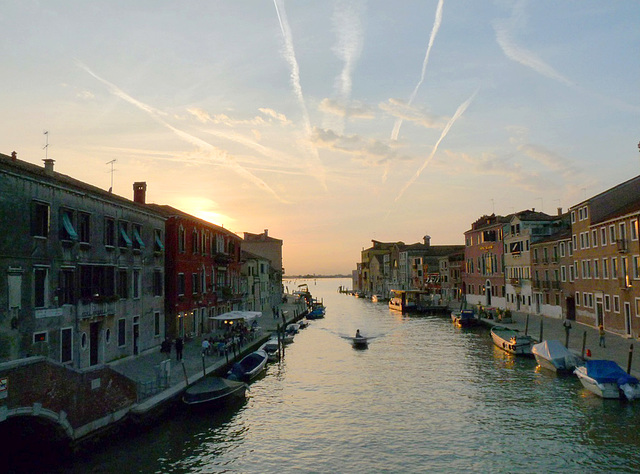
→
(355, 329, 362, 339)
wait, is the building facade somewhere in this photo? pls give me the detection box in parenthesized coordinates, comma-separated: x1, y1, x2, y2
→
(0, 153, 165, 368)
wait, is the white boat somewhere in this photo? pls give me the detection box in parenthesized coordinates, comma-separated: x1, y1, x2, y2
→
(574, 360, 640, 400)
(227, 349, 268, 382)
(297, 319, 310, 329)
(260, 338, 280, 362)
(490, 326, 535, 356)
(182, 376, 247, 406)
(531, 340, 580, 373)
(286, 323, 300, 335)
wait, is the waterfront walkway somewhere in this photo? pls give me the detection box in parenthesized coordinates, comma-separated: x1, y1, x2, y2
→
(109, 295, 306, 415)
(477, 309, 640, 377)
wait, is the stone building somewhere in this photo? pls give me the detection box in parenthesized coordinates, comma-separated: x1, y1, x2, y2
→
(0, 153, 165, 368)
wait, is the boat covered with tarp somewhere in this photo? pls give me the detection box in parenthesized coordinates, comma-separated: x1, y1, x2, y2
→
(531, 340, 580, 373)
(183, 376, 247, 406)
(574, 360, 640, 400)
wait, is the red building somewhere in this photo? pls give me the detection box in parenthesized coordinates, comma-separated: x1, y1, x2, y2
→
(135, 184, 242, 339)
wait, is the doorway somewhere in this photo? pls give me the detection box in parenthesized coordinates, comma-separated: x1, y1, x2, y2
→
(133, 318, 139, 355)
(89, 322, 100, 366)
(485, 281, 492, 306)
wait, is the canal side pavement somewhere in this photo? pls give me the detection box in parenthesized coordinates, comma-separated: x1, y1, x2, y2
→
(482, 310, 640, 377)
(108, 295, 306, 415)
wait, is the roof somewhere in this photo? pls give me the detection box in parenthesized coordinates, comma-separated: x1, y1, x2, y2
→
(243, 230, 283, 243)
(0, 152, 163, 218)
(146, 203, 240, 239)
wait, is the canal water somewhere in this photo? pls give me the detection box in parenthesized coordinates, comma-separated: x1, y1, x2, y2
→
(54, 278, 640, 473)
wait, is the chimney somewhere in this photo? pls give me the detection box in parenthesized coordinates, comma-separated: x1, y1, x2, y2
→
(133, 182, 147, 204)
(11, 151, 17, 161)
(557, 207, 562, 216)
(423, 235, 431, 247)
(264, 229, 268, 237)
(43, 158, 55, 174)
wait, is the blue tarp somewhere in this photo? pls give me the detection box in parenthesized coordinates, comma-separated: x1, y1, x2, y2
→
(585, 360, 639, 385)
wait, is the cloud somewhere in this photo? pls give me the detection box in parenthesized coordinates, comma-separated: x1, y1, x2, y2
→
(187, 107, 268, 127)
(517, 143, 578, 178)
(319, 98, 375, 119)
(259, 107, 290, 124)
(395, 89, 477, 202)
(380, 98, 447, 130)
(310, 128, 411, 166)
(77, 60, 289, 203)
(391, 0, 444, 140)
(76, 90, 95, 100)
(493, 0, 573, 86)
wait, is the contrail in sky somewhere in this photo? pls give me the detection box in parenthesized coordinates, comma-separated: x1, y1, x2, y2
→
(273, 0, 328, 190)
(395, 89, 477, 202)
(391, 0, 443, 141)
(77, 61, 289, 203)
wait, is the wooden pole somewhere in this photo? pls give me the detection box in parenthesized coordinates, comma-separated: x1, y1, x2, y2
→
(539, 319, 543, 342)
(627, 344, 634, 374)
(525, 314, 529, 336)
(202, 353, 206, 377)
(581, 331, 587, 359)
(181, 361, 188, 386)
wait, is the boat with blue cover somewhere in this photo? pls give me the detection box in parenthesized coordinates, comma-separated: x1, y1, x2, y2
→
(574, 360, 640, 400)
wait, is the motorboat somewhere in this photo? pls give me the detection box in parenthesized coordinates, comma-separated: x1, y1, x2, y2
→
(307, 301, 326, 319)
(490, 326, 535, 356)
(531, 340, 580, 373)
(371, 294, 381, 303)
(574, 360, 640, 400)
(227, 349, 268, 382)
(451, 310, 478, 328)
(182, 376, 247, 406)
(286, 323, 300, 335)
(351, 335, 368, 349)
(260, 338, 280, 362)
(297, 319, 310, 329)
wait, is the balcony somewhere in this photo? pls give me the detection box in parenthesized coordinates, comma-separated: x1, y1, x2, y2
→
(510, 278, 521, 287)
(616, 239, 628, 253)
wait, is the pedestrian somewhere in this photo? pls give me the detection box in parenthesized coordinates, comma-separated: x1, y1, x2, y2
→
(598, 324, 606, 348)
(175, 336, 184, 361)
(201, 337, 210, 356)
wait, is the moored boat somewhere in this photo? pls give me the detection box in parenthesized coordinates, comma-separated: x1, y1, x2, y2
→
(260, 338, 280, 362)
(531, 340, 580, 373)
(227, 349, 268, 382)
(490, 326, 535, 356)
(451, 309, 478, 328)
(182, 376, 247, 406)
(574, 360, 640, 400)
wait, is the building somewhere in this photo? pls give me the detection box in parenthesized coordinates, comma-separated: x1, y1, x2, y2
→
(242, 229, 283, 310)
(241, 250, 272, 312)
(0, 153, 165, 368)
(145, 196, 242, 340)
(463, 214, 511, 308)
(569, 176, 640, 337)
(530, 228, 570, 319)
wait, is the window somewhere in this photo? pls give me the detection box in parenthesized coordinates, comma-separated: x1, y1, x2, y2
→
(603, 258, 609, 279)
(132, 224, 145, 251)
(117, 269, 128, 299)
(192, 273, 199, 294)
(636, 298, 640, 318)
(592, 229, 598, 248)
(634, 256, 640, 279)
(613, 295, 620, 313)
(104, 218, 115, 247)
(612, 257, 619, 279)
(79, 265, 115, 299)
(78, 212, 91, 244)
(605, 294, 611, 312)
(583, 293, 589, 308)
(601, 227, 607, 246)
(32, 201, 50, 237)
(60, 327, 72, 364)
(118, 318, 126, 346)
(33, 331, 47, 343)
(572, 235, 577, 251)
(610, 225, 616, 244)
(177, 273, 185, 296)
(561, 266, 566, 282)
(59, 269, 76, 305)
(34, 267, 48, 308)
(192, 230, 199, 254)
(133, 269, 141, 298)
(154, 312, 161, 336)
(593, 259, 599, 279)
(571, 211, 576, 223)
(620, 222, 627, 242)
(60, 209, 78, 241)
(154, 229, 164, 252)
(633, 219, 639, 241)
(575, 292, 581, 306)
(560, 242, 566, 257)
(178, 226, 186, 253)
(588, 293, 593, 308)
(153, 270, 163, 296)
(118, 221, 132, 248)
(622, 256, 631, 287)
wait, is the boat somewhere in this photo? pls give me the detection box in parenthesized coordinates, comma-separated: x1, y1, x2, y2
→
(531, 340, 580, 373)
(389, 289, 416, 312)
(286, 323, 300, 335)
(182, 376, 247, 406)
(490, 326, 535, 356)
(227, 349, 268, 382)
(352, 335, 368, 349)
(307, 303, 326, 319)
(260, 338, 280, 362)
(574, 360, 640, 400)
(371, 294, 380, 303)
(297, 319, 310, 329)
(451, 310, 478, 328)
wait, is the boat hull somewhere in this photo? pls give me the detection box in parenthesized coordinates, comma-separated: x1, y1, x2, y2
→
(183, 377, 247, 406)
(352, 336, 368, 349)
(228, 350, 268, 382)
(491, 327, 534, 356)
(574, 366, 620, 399)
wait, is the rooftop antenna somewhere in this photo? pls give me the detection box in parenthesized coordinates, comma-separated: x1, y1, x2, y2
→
(43, 130, 49, 159)
(106, 159, 116, 193)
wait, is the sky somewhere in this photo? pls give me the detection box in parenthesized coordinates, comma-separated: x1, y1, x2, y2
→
(2, 1, 639, 275)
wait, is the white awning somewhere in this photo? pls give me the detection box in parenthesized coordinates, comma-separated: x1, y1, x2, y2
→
(209, 310, 262, 322)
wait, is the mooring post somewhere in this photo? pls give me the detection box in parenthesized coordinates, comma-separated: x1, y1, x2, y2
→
(181, 361, 188, 386)
(539, 319, 543, 342)
(202, 353, 206, 377)
(525, 314, 529, 335)
(627, 344, 634, 374)
(581, 331, 587, 359)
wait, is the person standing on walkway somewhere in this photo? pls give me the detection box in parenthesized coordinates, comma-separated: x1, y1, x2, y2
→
(201, 337, 210, 356)
(599, 325, 606, 348)
(175, 337, 184, 361)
